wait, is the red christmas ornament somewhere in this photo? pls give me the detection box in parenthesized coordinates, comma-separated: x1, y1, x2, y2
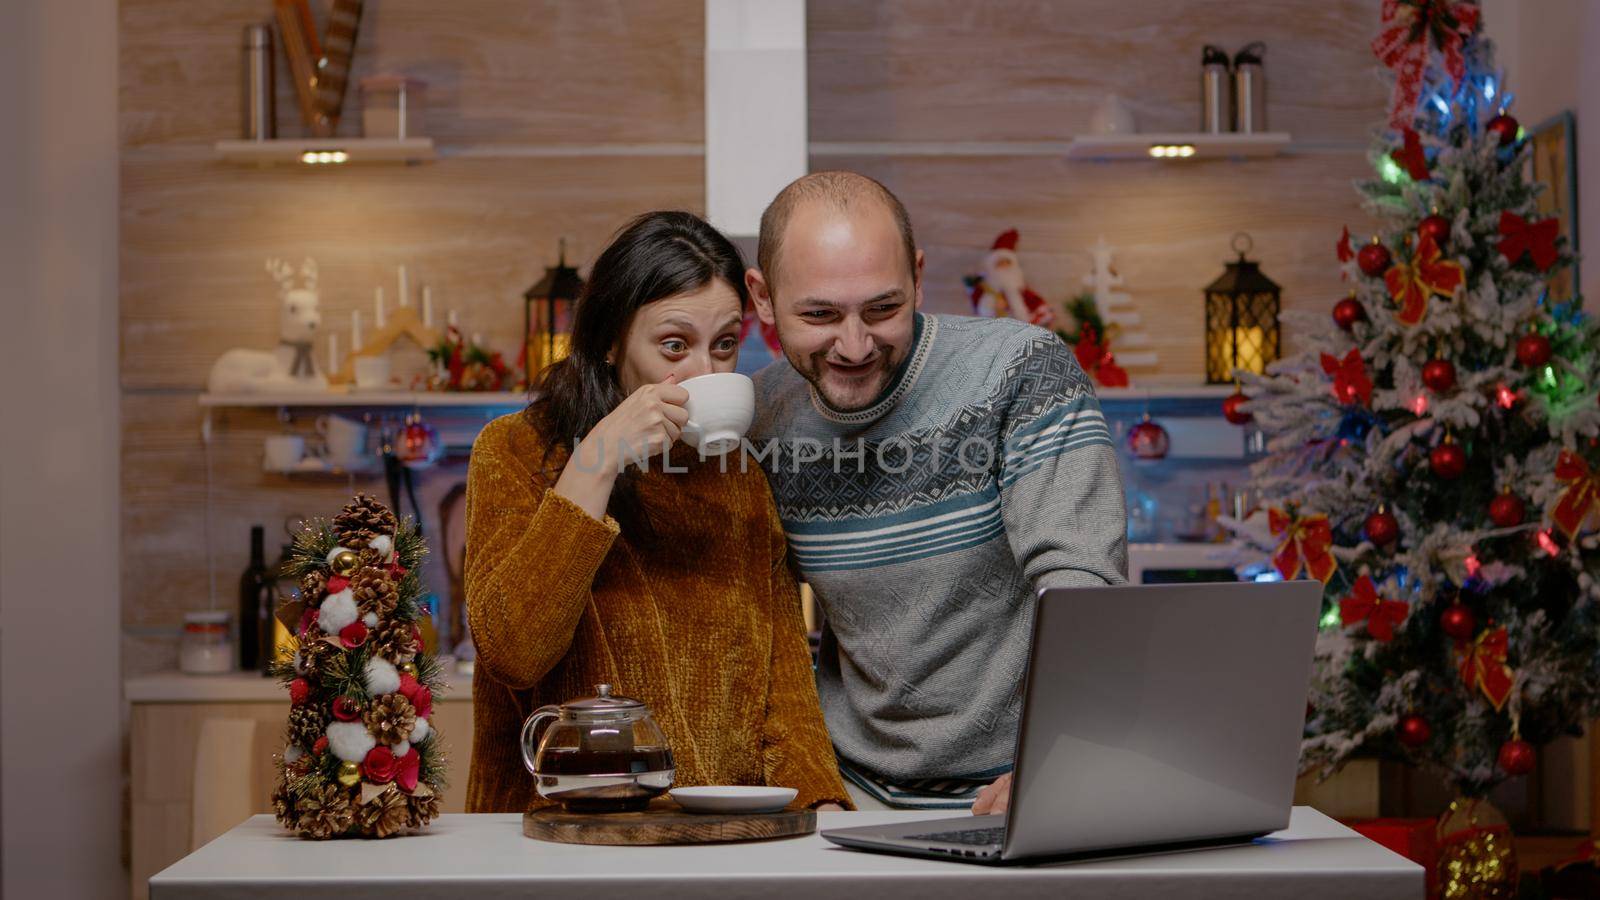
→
(1515, 332, 1552, 368)
(1223, 391, 1253, 425)
(1333, 297, 1367, 331)
(1357, 240, 1392, 278)
(289, 678, 311, 706)
(1486, 113, 1519, 147)
(339, 620, 369, 649)
(1418, 213, 1451, 246)
(1439, 604, 1477, 641)
(331, 696, 361, 722)
(1489, 492, 1525, 528)
(362, 745, 399, 784)
(1397, 714, 1432, 747)
(1364, 509, 1400, 547)
(312, 735, 329, 756)
(1497, 738, 1536, 775)
(1422, 358, 1456, 393)
(1430, 439, 1467, 480)
(1126, 415, 1170, 460)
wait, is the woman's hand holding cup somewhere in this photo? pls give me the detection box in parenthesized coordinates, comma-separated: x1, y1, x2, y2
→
(555, 376, 688, 521)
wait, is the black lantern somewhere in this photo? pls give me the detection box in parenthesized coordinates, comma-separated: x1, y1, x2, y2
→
(523, 239, 583, 383)
(1204, 233, 1281, 384)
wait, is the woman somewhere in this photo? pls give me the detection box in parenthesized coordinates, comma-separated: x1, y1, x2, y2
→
(463, 211, 850, 812)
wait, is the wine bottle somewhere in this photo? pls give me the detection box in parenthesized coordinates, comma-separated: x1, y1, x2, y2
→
(239, 525, 272, 671)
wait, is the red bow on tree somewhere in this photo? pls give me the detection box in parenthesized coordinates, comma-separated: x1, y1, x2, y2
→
(1339, 575, 1408, 641)
(1458, 626, 1514, 710)
(1371, 0, 1481, 131)
(1337, 226, 1354, 265)
(1321, 349, 1373, 408)
(1497, 211, 1561, 272)
(1384, 234, 1465, 326)
(1269, 508, 1338, 583)
(1390, 128, 1430, 181)
(1553, 449, 1600, 538)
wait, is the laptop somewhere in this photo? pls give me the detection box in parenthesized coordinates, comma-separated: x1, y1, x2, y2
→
(821, 580, 1323, 865)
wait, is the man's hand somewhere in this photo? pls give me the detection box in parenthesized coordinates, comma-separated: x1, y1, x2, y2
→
(971, 773, 1012, 816)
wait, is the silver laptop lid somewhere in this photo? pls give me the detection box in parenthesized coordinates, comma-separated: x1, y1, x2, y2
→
(1004, 580, 1322, 860)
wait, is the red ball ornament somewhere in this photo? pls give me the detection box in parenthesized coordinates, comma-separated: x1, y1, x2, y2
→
(1421, 358, 1456, 393)
(1439, 604, 1477, 641)
(1364, 509, 1400, 547)
(1333, 297, 1367, 331)
(1126, 415, 1170, 460)
(1486, 113, 1520, 147)
(1489, 492, 1525, 528)
(331, 696, 361, 722)
(1222, 391, 1253, 425)
(1418, 213, 1451, 246)
(1430, 440, 1467, 480)
(1357, 240, 1392, 278)
(1397, 714, 1432, 748)
(288, 678, 311, 706)
(1497, 738, 1536, 775)
(1515, 332, 1552, 368)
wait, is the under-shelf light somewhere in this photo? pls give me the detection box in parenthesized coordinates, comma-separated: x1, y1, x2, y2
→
(1147, 143, 1196, 159)
(300, 150, 349, 165)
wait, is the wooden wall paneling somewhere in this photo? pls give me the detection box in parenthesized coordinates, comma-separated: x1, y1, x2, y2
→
(121, 0, 704, 147)
(807, 0, 1388, 144)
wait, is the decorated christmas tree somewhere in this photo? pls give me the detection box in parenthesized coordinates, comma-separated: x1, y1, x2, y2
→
(269, 494, 447, 839)
(1238, 2, 1600, 807)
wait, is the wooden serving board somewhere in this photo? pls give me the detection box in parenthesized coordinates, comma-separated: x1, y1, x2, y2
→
(522, 798, 816, 846)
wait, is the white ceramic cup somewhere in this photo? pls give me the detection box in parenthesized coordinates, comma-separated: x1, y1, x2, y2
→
(352, 355, 392, 391)
(679, 372, 754, 455)
(263, 435, 306, 471)
(316, 415, 368, 467)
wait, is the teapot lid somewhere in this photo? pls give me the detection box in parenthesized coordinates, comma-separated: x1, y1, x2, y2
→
(561, 683, 645, 713)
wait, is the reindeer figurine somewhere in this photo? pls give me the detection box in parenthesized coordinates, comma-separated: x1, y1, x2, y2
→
(207, 258, 328, 393)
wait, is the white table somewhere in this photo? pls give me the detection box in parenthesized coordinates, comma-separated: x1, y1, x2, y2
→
(150, 807, 1422, 899)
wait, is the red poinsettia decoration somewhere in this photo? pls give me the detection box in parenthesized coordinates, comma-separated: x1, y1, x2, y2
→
(1321, 349, 1373, 407)
(1371, 0, 1481, 131)
(1497, 211, 1560, 272)
(1339, 575, 1408, 641)
(1384, 234, 1465, 326)
(1072, 323, 1129, 388)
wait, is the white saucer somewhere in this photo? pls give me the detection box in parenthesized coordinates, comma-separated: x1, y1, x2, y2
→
(668, 786, 797, 814)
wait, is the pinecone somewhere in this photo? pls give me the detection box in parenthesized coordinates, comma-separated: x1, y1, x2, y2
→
(350, 567, 397, 617)
(356, 786, 411, 838)
(405, 792, 441, 830)
(299, 639, 339, 681)
(334, 494, 397, 550)
(295, 782, 354, 840)
(287, 703, 328, 749)
(299, 569, 328, 603)
(363, 693, 417, 745)
(370, 616, 419, 663)
(271, 778, 293, 827)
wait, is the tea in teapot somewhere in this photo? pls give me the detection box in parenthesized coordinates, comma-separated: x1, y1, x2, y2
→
(521, 684, 675, 812)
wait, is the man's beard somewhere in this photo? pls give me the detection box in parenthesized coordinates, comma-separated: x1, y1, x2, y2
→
(784, 338, 899, 413)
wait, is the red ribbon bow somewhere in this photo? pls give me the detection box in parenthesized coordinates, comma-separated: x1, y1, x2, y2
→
(1371, 0, 1481, 131)
(1269, 508, 1337, 583)
(1339, 575, 1408, 641)
(1384, 234, 1465, 326)
(1497, 211, 1560, 272)
(1390, 128, 1430, 181)
(1321, 349, 1373, 408)
(1337, 226, 1354, 266)
(1553, 449, 1600, 538)
(1457, 626, 1514, 710)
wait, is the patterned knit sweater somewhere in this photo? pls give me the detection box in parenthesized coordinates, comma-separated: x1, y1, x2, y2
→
(462, 412, 851, 812)
(749, 313, 1128, 783)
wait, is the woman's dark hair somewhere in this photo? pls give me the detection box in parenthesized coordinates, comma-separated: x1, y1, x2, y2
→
(524, 210, 749, 532)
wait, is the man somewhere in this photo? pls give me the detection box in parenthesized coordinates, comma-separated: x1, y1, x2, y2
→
(745, 172, 1127, 814)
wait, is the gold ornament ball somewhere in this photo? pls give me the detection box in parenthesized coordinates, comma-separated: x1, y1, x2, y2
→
(398, 662, 418, 678)
(337, 760, 361, 787)
(329, 549, 360, 577)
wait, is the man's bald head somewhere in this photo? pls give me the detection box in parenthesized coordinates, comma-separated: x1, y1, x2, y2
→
(756, 171, 917, 288)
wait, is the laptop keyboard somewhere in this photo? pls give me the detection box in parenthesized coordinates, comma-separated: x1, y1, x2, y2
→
(906, 826, 1006, 847)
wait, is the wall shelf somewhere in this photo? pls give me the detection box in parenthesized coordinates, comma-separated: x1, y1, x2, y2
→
(200, 391, 525, 408)
(214, 137, 436, 166)
(1066, 132, 1291, 161)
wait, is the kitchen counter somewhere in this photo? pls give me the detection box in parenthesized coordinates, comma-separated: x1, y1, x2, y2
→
(150, 807, 1421, 899)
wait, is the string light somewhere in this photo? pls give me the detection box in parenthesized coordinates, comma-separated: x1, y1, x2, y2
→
(1537, 530, 1560, 556)
(1496, 384, 1517, 409)
(1410, 395, 1429, 416)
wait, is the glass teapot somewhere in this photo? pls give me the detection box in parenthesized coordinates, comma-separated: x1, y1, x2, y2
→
(520, 684, 675, 812)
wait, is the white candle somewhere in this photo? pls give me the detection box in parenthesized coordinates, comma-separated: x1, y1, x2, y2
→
(374, 286, 386, 328)
(397, 265, 409, 307)
(351, 310, 363, 351)
(447, 309, 458, 328)
(328, 333, 338, 374)
(422, 286, 433, 328)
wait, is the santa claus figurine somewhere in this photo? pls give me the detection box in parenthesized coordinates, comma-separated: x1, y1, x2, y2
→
(963, 229, 1057, 328)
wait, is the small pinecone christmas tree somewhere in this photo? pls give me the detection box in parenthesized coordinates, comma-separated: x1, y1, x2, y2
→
(270, 494, 446, 839)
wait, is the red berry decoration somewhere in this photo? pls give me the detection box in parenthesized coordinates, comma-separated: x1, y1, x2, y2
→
(1439, 604, 1477, 640)
(331, 696, 361, 722)
(1515, 332, 1552, 368)
(1222, 391, 1253, 425)
(1333, 297, 1367, 331)
(1418, 213, 1451, 246)
(1397, 714, 1432, 748)
(1421, 358, 1456, 393)
(1486, 113, 1520, 147)
(1489, 492, 1525, 528)
(1357, 240, 1392, 277)
(288, 678, 311, 706)
(1430, 439, 1467, 480)
(1497, 738, 1536, 775)
(1364, 509, 1400, 547)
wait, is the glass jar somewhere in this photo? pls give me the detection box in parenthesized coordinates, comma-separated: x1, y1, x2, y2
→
(521, 684, 675, 812)
(179, 610, 234, 675)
